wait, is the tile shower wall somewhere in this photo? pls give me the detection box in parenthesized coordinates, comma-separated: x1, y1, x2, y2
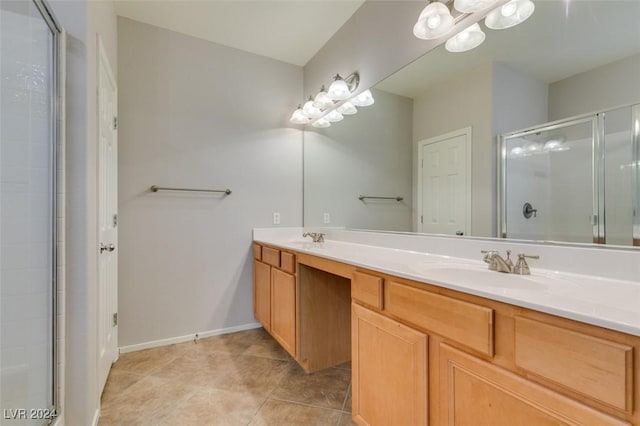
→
(1, 4, 54, 419)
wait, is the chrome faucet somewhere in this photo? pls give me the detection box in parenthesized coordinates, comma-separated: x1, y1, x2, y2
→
(481, 250, 538, 275)
(481, 250, 513, 273)
(303, 232, 325, 243)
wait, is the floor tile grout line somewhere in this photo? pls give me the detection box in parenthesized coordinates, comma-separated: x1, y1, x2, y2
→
(267, 395, 348, 414)
(244, 356, 294, 425)
(341, 381, 352, 412)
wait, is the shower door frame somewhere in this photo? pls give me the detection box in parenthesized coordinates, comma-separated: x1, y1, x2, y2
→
(32, 0, 63, 416)
(497, 114, 602, 244)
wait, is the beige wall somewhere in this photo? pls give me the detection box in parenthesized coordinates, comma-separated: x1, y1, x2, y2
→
(549, 53, 640, 121)
(413, 63, 494, 236)
(117, 18, 303, 348)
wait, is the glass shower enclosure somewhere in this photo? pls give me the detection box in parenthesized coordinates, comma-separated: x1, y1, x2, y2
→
(499, 104, 640, 246)
(1, 0, 61, 422)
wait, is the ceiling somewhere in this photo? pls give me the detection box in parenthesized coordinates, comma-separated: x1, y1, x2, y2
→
(377, 1, 640, 98)
(114, 0, 365, 66)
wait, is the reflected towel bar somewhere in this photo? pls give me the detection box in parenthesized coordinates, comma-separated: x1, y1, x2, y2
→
(359, 195, 403, 202)
(150, 185, 232, 195)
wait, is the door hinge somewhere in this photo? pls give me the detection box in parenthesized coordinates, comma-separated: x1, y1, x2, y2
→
(112, 313, 118, 327)
(421, 215, 423, 224)
(113, 116, 118, 130)
(113, 214, 118, 227)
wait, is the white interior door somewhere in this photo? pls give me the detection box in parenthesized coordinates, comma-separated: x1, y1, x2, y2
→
(418, 128, 471, 235)
(97, 37, 118, 394)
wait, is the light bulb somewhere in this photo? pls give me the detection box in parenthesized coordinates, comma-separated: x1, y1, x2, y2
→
(350, 89, 375, 107)
(290, 105, 310, 124)
(445, 23, 486, 53)
(337, 102, 357, 115)
(312, 118, 331, 128)
(313, 87, 334, 110)
(485, 0, 535, 30)
(302, 98, 323, 119)
(427, 14, 441, 30)
(413, 2, 454, 40)
(327, 75, 352, 101)
(325, 110, 344, 122)
(501, 2, 517, 16)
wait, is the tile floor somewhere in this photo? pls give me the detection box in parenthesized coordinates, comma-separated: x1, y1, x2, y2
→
(99, 328, 355, 425)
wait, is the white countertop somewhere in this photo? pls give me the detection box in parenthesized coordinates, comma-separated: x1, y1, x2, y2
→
(254, 235, 640, 337)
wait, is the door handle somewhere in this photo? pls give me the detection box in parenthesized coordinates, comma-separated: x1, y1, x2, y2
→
(100, 243, 116, 253)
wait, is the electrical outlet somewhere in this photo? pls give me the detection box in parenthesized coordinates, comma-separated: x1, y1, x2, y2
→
(323, 213, 331, 224)
(273, 212, 281, 225)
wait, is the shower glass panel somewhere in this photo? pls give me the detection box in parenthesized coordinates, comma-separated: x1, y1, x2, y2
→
(502, 118, 596, 243)
(1, 0, 56, 421)
(603, 106, 634, 246)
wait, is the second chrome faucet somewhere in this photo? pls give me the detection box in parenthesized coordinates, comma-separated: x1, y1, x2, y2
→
(303, 232, 325, 243)
(481, 250, 539, 275)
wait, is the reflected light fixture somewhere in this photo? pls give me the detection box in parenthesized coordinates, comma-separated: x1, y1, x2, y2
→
(302, 96, 323, 119)
(413, 2, 455, 40)
(325, 110, 344, 123)
(312, 118, 331, 128)
(290, 105, 310, 124)
(351, 89, 375, 107)
(445, 23, 485, 52)
(454, 0, 498, 13)
(543, 137, 569, 152)
(313, 86, 334, 110)
(485, 0, 535, 30)
(337, 102, 358, 115)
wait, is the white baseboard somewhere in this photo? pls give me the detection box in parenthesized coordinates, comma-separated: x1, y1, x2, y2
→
(92, 408, 99, 426)
(118, 322, 262, 354)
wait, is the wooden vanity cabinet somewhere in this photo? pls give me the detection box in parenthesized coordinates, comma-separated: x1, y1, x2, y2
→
(352, 303, 428, 426)
(350, 269, 638, 426)
(253, 244, 296, 357)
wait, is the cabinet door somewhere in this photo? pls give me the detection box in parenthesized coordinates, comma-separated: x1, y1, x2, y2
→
(271, 268, 296, 357)
(253, 260, 271, 332)
(438, 343, 627, 426)
(352, 303, 428, 426)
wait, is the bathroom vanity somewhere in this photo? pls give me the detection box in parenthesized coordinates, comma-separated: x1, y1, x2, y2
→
(253, 229, 639, 425)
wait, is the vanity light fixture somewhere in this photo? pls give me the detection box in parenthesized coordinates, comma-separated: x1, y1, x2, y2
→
(302, 96, 323, 119)
(414, 0, 535, 53)
(313, 86, 334, 110)
(289, 71, 375, 126)
(485, 0, 535, 30)
(445, 23, 486, 52)
(290, 105, 310, 124)
(413, 1, 455, 40)
(325, 110, 344, 123)
(337, 102, 358, 115)
(351, 89, 375, 107)
(327, 74, 357, 101)
(312, 118, 331, 128)
(454, 0, 499, 13)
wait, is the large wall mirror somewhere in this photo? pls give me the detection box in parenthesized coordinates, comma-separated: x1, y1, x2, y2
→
(304, 0, 640, 247)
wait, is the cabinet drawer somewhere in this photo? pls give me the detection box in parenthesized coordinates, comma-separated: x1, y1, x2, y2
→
(280, 251, 296, 274)
(253, 244, 262, 261)
(514, 317, 633, 412)
(262, 246, 280, 268)
(352, 271, 383, 309)
(385, 281, 494, 356)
